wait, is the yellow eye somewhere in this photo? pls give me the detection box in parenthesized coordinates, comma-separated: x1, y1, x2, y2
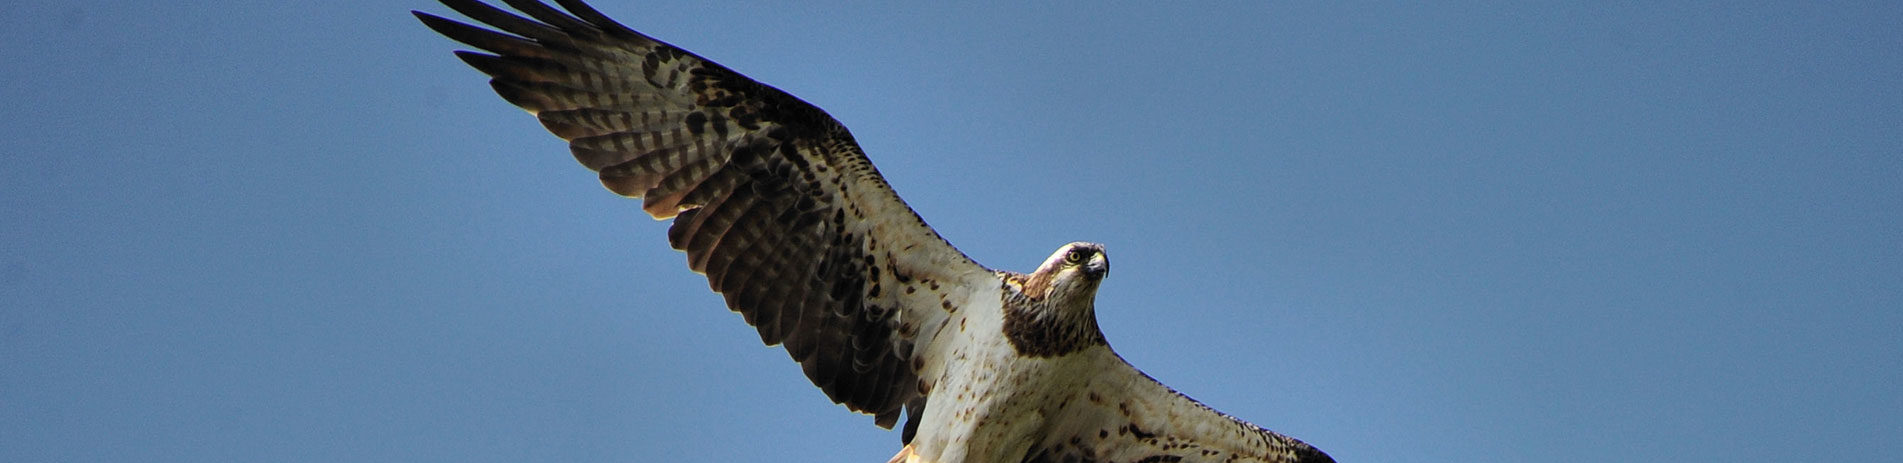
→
(1064, 248, 1090, 265)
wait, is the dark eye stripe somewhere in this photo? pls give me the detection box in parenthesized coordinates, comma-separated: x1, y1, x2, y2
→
(1065, 248, 1089, 264)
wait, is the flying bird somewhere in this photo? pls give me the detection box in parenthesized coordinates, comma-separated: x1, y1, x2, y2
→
(415, 1, 1334, 462)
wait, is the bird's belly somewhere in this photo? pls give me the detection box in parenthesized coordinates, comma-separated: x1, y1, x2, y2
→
(910, 336, 1083, 463)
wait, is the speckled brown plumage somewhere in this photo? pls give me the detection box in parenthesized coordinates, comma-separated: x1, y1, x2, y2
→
(417, 0, 984, 428)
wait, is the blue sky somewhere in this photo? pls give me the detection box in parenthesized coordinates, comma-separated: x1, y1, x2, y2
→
(3, 1, 1899, 462)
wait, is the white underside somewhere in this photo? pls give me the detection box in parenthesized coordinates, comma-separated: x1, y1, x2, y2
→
(900, 284, 1309, 463)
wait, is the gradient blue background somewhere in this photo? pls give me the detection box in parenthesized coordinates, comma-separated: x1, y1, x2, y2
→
(4, 1, 1899, 462)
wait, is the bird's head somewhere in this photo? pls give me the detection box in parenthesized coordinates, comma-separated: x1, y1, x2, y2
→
(1024, 241, 1110, 307)
(1005, 242, 1111, 357)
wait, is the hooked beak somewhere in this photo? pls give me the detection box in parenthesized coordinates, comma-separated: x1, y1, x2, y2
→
(1083, 254, 1109, 279)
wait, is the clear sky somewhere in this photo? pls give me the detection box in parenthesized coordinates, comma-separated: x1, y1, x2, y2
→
(3, 1, 1899, 462)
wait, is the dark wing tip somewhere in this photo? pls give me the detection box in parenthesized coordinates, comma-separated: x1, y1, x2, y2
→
(551, 0, 639, 36)
(417, 8, 550, 58)
(1295, 445, 1335, 463)
(412, 10, 462, 35)
(486, 79, 556, 113)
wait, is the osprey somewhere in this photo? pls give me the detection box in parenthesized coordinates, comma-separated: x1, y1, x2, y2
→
(416, 1, 1334, 462)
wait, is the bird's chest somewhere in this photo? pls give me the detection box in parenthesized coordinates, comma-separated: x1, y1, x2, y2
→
(912, 327, 1093, 463)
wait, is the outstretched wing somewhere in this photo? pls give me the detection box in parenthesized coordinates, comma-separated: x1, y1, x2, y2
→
(1029, 352, 1335, 463)
(415, 0, 994, 428)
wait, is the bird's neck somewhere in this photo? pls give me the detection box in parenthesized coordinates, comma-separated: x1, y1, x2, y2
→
(1001, 283, 1107, 358)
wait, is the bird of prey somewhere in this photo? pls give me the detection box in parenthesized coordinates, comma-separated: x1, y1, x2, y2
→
(415, 1, 1334, 462)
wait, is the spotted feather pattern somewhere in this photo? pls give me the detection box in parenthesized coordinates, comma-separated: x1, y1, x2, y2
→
(1020, 352, 1335, 463)
(416, 0, 989, 428)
